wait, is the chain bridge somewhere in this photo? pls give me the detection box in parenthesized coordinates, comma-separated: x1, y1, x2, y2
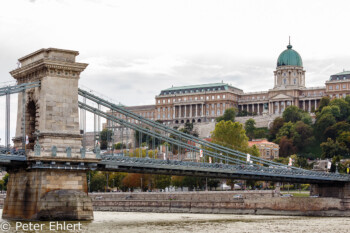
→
(0, 48, 349, 221)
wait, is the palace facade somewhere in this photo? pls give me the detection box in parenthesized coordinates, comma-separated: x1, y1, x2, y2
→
(109, 42, 350, 126)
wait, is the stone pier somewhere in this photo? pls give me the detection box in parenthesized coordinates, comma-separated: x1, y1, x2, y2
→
(3, 169, 92, 220)
(3, 48, 94, 220)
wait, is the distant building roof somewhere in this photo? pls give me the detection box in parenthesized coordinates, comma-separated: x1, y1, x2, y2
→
(329, 70, 350, 81)
(159, 83, 243, 96)
(248, 139, 277, 147)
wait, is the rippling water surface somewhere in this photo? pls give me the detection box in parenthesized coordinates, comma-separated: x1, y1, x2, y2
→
(1, 210, 350, 233)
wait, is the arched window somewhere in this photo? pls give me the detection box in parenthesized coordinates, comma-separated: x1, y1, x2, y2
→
(283, 78, 287, 85)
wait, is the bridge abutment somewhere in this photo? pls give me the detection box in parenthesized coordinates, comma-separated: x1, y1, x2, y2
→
(3, 168, 93, 220)
(310, 183, 350, 198)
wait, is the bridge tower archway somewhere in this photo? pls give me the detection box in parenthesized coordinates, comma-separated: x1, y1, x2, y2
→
(26, 99, 38, 150)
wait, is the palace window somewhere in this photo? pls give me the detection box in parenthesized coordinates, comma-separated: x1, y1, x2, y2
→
(212, 96, 215, 100)
(211, 110, 214, 115)
(217, 110, 220, 115)
(223, 95, 226, 99)
(195, 97, 198, 100)
(343, 93, 346, 98)
(343, 84, 346, 89)
(294, 79, 296, 85)
(336, 85, 339, 90)
(217, 95, 221, 99)
(329, 86, 333, 90)
(223, 103, 226, 107)
(163, 100, 165, 103)
(206, 96, 209, 100)
(168, 99, 170, 103)
(200, 96, 203, 100)
(158, 100, 160, 104)
(283, 78, 287, 84)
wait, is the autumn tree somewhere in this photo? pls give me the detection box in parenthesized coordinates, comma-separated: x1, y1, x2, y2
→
(279, 136, 296, 157)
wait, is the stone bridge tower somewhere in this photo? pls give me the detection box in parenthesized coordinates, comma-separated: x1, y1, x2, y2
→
(11, 48, 88, 157)
(3, 48, 94, 220)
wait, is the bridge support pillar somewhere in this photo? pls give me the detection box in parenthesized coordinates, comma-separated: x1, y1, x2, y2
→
(310, 183, 350, 198)
(3, 169, 93, 220)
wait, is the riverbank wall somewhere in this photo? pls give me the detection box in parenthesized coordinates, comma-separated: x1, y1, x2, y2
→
(89, 191, 350, 217)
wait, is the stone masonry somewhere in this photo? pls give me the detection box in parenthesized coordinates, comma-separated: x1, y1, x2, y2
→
(3, 48, 94, 221)
(3, 169, 93, 220)
(10, 48, 88, 158)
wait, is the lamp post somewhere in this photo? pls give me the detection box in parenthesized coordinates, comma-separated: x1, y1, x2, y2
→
(336, 162, 339, 174)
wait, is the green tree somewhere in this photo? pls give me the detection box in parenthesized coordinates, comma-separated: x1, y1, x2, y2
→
(291, 121, 315, 151)
(275, 122, 294, 143)
(2, 173, 8, 191)
(253, 128, 268, 139)
(320, 138, 349, 159)
(179, 122, 198, 137)
(282, 106, 303, 123)
(211, 121, 249, 153)
(100, 128, 113, 150)
(207, 179, 220, 190)
(154, 175, 171, 189)
(269, 117, 284, 141)
(329, 98, 350, 121)
(216, 108, 236, 122)
(324, 121, 350, 140)
(245, 118, 256, 140)
(337, 131, 350, 150)
(317, 96, 330, 113)
(315, 113, 336, 139)
(90, 172, 106, 192)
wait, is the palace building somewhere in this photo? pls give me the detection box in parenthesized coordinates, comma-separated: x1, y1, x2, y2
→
(108, 42, 350, 128)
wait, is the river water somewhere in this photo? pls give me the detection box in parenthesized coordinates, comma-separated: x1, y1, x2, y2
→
(1, 210, 350, 233)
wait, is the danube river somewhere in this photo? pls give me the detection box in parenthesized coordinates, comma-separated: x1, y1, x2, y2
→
(1, 210, 350, 233)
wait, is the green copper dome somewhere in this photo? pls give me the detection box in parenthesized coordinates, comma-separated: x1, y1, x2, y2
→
(277, 44, 303, 67)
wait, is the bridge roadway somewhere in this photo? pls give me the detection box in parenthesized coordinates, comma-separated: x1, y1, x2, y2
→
(0, 150, 349, 185)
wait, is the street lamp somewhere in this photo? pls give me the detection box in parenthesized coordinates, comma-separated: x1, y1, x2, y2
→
(336, 162, 339, 174)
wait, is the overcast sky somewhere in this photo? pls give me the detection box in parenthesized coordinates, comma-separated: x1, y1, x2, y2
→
(1, 0, 350, 142)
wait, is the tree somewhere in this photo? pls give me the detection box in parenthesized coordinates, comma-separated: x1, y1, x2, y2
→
(269, 117, 284, 141)
(291, 121, 315, 151)
(122, 173, 149, 191)
(153, 175, 171, 189)
(282, 106, 303, 123)
(324, 121, 350, 141)
(171, 176, 184, 189)
(329, 98, 350, 121)
(207, 179, 220, 190)
(275, 122, 294, 143)
(315, 113, 336, 139)
(90, 172, 106, 192)
(211, 121, 249, 153)
(179, 122, 199, 137)
(337, 131, 350, 150)
(100, 128, 113, 150)
(320, 138, 349, 159)
(316, 96, 330, 113)
(216, 108, 236, 122)
(245, 118, 256, 140)
(279, 136, 296, 157)
(2, 173, 8, 191)
(253, 128, 268, 139)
